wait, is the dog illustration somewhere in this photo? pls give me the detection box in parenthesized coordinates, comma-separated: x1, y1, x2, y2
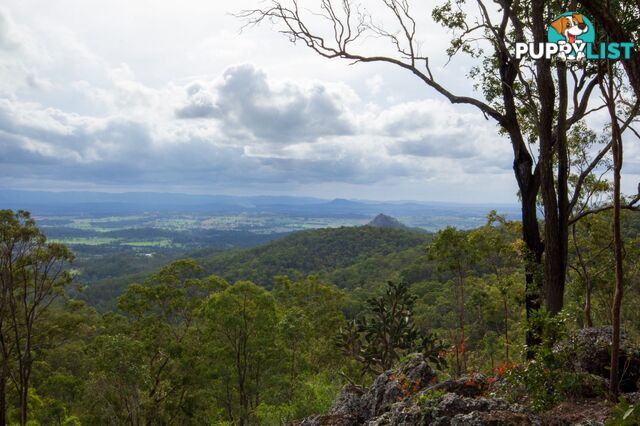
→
(550, 14, 589, 60)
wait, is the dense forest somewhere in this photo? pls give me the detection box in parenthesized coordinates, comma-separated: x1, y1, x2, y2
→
(2, 0, 640, 423)
(1, 208, 640, 424)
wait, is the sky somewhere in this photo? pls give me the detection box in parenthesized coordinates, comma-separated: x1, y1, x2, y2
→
(0, 1, 637, 203)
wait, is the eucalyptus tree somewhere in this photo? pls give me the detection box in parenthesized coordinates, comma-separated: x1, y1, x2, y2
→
(0, 210, 74, 425)
(115, 259, 224, 424)
(429, 227, 477, 373)
(199, 281, 279, 426)
(578, 0, 640, 97)
(469, 212, 521, 361)
(238, 1, 640, 337)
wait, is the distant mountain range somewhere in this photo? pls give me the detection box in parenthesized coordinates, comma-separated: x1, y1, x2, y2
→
(0, 190, 520, 219)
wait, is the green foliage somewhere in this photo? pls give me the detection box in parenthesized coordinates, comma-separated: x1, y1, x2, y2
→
(203, 226, 431, 288)
(83, 259, 224, 425)
(416, 387, 447, 415)
(336, 281, 446, 378)
(254, 372, 339, 426)
(200, 280, 280, 424)
(499, 310, 607, 412)
(6, 208, 640, 424)
(0, 210, 76, 424)
(607, 398, 640, 426)
(429, 226, 479, 275)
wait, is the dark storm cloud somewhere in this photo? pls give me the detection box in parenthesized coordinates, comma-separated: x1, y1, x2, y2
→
(0, 132, 58, 165)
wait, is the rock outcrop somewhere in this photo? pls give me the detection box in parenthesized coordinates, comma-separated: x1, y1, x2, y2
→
(553, 326, 640, 392)
(294, 354, 540, 426)
(296, 329, 640, 425)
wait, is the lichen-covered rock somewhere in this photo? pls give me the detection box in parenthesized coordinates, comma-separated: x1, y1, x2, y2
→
(328, 384, 365, 419)
(295, 414, 358, 426)
(627, 392, 640, 403)
(427, 374, 487, 398)
(450, 410, 540, 426)
(553, 327, 640, 392)
(420, 393, 541, 426)
(360, 354, 437, 419)
(422, 392, 508, 421)
(293, 354, 539, 426)
(569, 373, 608, 398)
(366, 398, 424, 425)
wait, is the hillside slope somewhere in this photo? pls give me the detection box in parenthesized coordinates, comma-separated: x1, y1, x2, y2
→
(80, 225, 433, 309)
(201, 225, 431, 288)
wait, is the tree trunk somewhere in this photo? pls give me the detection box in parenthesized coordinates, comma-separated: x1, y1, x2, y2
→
(553, 63, 570, 314)
(0, 370, 5, 426)
(573, 223, 594, 327)
(500, 37, 544, 356)
(237, 353, 248, 426)
(532, 0, 568, 317)
(503, 295, 510, 362)
(521, 179, 544, 358)
(458, 271, 466, 373)
(604, 67, 624, 397)
(585, 281, 593, 328)
(19, 327, 33, 426)
(20, 378, 28, 426)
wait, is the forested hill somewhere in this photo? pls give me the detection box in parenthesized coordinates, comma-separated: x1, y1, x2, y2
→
(78, 223, 433, 309)
(201, 225, 432, 289)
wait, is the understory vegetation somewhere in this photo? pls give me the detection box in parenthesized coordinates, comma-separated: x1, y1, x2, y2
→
(1, 208, 639, 424)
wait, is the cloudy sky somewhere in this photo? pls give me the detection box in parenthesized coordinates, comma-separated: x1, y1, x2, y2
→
(1, 1, 637, 202)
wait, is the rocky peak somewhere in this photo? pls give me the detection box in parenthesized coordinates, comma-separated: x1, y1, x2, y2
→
(368, 214, 407, 229)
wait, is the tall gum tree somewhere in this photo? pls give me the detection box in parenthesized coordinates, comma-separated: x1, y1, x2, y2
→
(574, 0, 640, 395)
(0, 210, 74, 425)
(238, 1, 640, 342)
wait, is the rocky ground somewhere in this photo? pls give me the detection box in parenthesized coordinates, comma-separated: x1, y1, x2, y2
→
(294, 327, 640, 425)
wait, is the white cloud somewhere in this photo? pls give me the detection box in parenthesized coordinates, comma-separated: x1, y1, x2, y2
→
(0, 2, 525, 202)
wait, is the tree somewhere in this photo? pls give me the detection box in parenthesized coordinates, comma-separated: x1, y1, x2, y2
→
(272, 275, 346, 406)
(239, 1, 640, 338)
(83, 333, 147, 425)
(599, 34, 625, 397)
(199, 281, 279, 426)
(335, 281, 444, 378)
(0, 210, 74, 425)
(115, 259, 223, 424)
(578, 0, 640, 97)
(469, 212, 521, 362)
(30, 300, 100, 425)
(568, 213, 612, 327)
(429, 227, 478, 373)
(572, 0, 640, 394)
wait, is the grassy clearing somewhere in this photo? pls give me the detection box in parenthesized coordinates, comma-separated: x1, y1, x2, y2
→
(50, 237, 121, 246)
(121, 239, 173, 248)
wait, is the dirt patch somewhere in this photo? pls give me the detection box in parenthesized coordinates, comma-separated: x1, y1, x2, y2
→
(541, 399, 612, 425)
